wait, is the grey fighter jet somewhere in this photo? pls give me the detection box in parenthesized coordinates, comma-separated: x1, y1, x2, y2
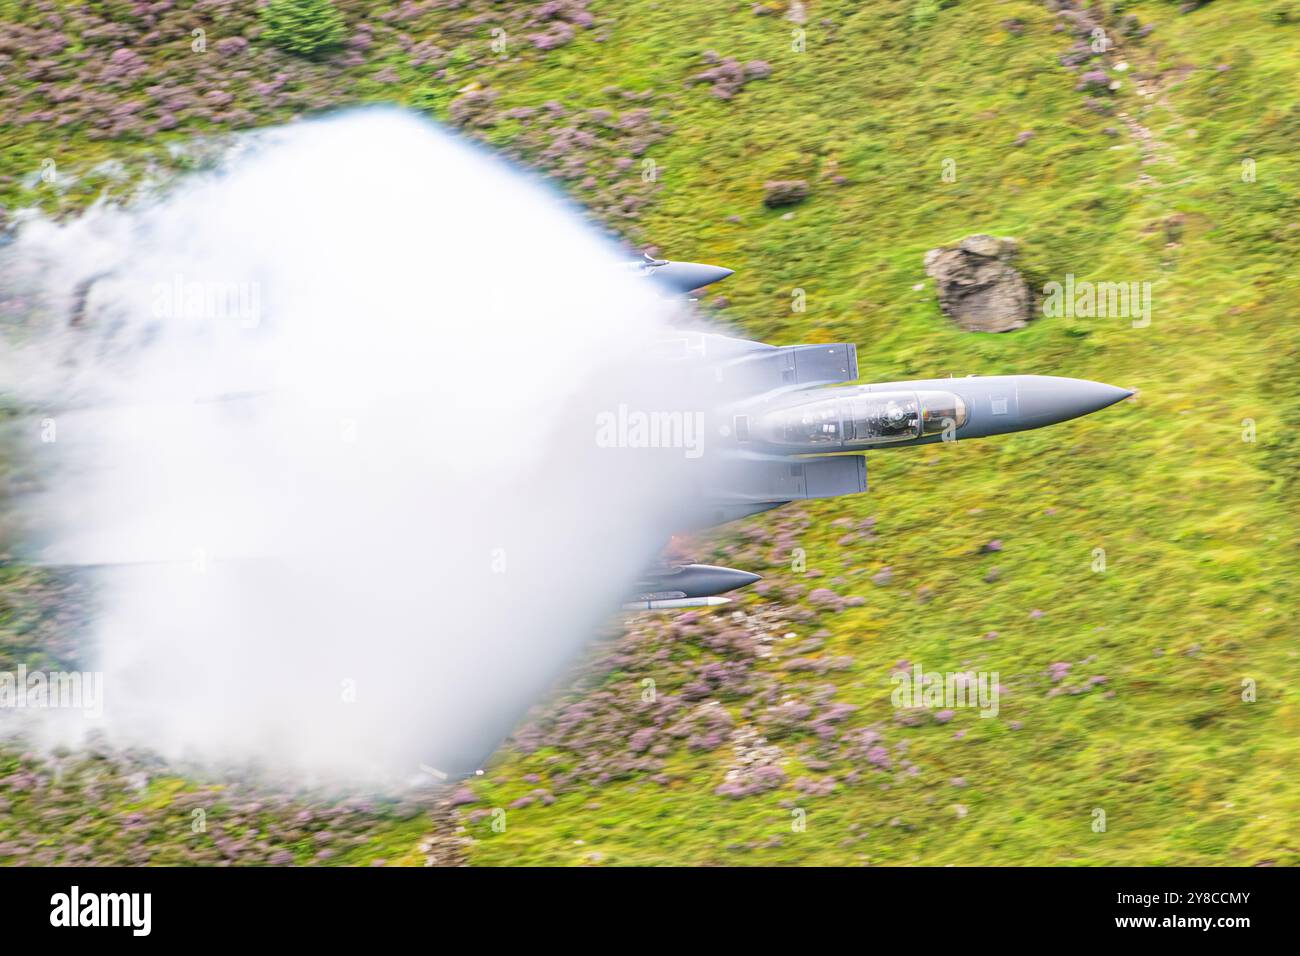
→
(625, 259, 1132, 610)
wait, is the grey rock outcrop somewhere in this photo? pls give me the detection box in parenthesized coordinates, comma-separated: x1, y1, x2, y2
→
(762, 179, 810, 208)
(923, 235, 1033, 333)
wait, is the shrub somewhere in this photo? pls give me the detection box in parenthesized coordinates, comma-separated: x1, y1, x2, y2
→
(260, 0, 346, 58)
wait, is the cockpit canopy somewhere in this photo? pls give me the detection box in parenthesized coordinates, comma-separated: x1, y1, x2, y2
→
(761, 390, 967, 449)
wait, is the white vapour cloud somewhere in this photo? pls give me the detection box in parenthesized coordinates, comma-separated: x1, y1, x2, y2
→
(0, 109, 708, 781)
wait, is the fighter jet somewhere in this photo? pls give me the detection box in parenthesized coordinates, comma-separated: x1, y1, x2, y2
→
(624, 259, 1132, 610)
(14, 256, 1131, 618)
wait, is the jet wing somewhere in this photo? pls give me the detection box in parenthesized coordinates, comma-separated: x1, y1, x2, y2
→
(714, 453, 867, 505)
(721, 342, 859, 393)
(655, 333, 858, 400)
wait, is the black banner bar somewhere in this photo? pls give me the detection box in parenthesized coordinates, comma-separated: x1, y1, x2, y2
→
(0, 865, 1286, 941)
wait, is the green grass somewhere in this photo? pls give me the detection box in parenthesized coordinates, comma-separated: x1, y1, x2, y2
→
(2, 0, 1298, 865)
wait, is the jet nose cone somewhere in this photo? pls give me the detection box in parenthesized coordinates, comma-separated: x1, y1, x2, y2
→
(1016, 377, 1132, 427)
(668, 564, 760, 598)
(702, 565, 761, 592)
(649, 261, 734, 294)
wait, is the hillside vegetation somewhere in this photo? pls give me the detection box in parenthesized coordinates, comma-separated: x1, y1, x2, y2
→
(1, 0, 1297, 865)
